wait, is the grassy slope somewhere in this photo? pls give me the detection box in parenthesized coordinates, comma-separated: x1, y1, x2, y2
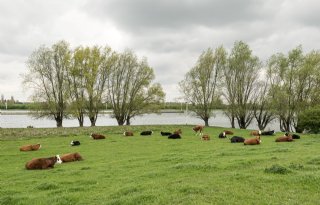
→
(0, 125, 319, 205)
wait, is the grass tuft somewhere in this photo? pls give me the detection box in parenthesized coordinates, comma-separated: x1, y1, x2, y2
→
(264, 164, 291, 174)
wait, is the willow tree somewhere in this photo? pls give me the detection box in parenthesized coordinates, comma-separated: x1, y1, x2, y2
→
(179, 46, 226, 126)
(82, 46, 115, 126)
(65, 46, 87, 127)
(107, 50, 165, 126)
(23, 41, 71, 127)
(268, 47, 320, 132)
(223, 41, 262, 129)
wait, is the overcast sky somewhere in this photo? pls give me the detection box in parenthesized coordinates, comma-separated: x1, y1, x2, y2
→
(1, 0, 320, 102)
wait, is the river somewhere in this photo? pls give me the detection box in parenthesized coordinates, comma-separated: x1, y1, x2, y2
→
(0, 110, 280, 131)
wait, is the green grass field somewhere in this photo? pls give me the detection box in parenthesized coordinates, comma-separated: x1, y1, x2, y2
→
(0, 125, 319, 205)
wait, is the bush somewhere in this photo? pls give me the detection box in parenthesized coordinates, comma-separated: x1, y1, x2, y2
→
(298, 106, 320, 133)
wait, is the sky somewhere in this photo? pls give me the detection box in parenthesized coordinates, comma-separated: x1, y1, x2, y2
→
(1, 0, 320, 102)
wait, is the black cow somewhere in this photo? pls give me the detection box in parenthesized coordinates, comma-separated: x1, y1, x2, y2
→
(70, 140, 80, 146)
(140, 131, 153, 136)
(285, 133, 300, 139)
(230, 136, 245, 143)
(218, 132, 226, 138)
(161, 131, 172, 136)
(261, 130, 275, 136)
(168, 134, 181, 139)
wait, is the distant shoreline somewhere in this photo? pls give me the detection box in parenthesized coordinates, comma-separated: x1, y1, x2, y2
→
(0, 109, 185, 115)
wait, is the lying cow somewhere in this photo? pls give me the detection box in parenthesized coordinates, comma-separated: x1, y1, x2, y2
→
(218, 132, 226, 138)
(90, 133, 106, 140)
(123, 131, 134, 136)
(140, 131, 153, 136)
(244, 136, 261, 145)
(275, 135, 293, 142)
(224, 130, 234, 135)
(285, 133, 300, 139)
(25, 155, 62, 170)
(168, 134, 181, 139)
(201, 134, 210, 141)
(20, 143, 41, 151)
(193, 125, 204, 135)
(250, 130, 262, 136)
(161, 131, 172, 136)
(230, 136, 245, 143)
(261, 130, 275, 136)
(70, 140, 80, 146)
(60, 152, 83, 163)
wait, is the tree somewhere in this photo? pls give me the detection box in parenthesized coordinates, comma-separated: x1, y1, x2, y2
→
(266, 46, 318, 132)
(252, 81, 276, 130)
(82, 46, 115, 126)
(298, 106, 320, 133)
(223, 41, 262, 129)
(179, 46, 226, 126)
(107, 50, 165, 125)
(65, 46, 87, 127)
(23, 41, 71, 127)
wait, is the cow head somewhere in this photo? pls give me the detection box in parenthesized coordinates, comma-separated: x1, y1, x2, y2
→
(56, 155, 62, 164)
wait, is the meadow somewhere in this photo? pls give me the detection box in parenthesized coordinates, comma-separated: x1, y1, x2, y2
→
(0, 125, 319, 205)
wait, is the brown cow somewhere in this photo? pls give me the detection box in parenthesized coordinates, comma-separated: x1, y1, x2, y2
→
(174, 129, 182, 135)
(20, 143, 41, 151)
(90, 133, 106, 140)
(25, 155, 62, 170)
(193, 125, 204, 135)
(244, 136, 261, 145)
(123, 131, 134, 136)
(275, 135, 293, 142)
(224, 130, 234, 135)
(60, 152, 83, 163)
(250, 130, 262, 136)
(201, 134, 210, 141)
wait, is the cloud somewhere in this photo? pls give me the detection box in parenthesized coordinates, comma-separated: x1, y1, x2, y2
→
(1, 0, 320, 102)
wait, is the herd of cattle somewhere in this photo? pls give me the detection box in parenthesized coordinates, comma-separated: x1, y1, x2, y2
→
(20, 125, 300, 170)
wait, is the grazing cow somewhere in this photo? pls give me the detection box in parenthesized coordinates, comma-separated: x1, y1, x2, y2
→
(224, 130, 234, 135)
(250, 130, 262, 136)
(174, 129, 182, 135)
(25, 155, 62, 170)
(168, 134, 181, 139)
(261, 130, 275, 136)
(218, 132, 226, 138)
(244, 136, 261, 145)
(60, 152, 83, 163)
(161, 131, 172, 136)
(193, 125, 204, 135)
(140, 131, 153, 136)
(201, 134, 210, 141)
(70, 140, 80, 146)
(90, 133, 106, 140)
(123, 131, 134, 136)
(285, 132, 300, 139)
(275, 135, 293, 142)
(20, 143, 41, 151)
(230, 136, 245, 143)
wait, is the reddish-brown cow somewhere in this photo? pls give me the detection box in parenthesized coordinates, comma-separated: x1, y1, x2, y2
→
(25, 155, 62, 170)
(20, 143, 41, 151)
(60, 152, 83, 163)
(201, 134, 210, 141)
(123, 131, 134, 136)
(90, 133, 106, 140)
(193, 125, 204, 135)
(275, 135, 293, 142)
(244, 136, 261, 145)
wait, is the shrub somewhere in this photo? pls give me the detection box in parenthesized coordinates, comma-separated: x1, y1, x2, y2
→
(298, 106, 320, 134)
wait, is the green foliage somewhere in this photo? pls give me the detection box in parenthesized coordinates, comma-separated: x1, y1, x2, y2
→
(298, 106, 320, 133)
(0, 126, 320, 205)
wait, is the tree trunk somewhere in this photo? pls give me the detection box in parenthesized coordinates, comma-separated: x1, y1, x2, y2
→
(55, 116, 63, 127)
(125, 117, 131, 125)
(117, 118, 125, 126)
(89, 116, 96, 126)
(231, 117, 235, 128)
(203, 117, 209, 126)
(78, 115, 84, 127)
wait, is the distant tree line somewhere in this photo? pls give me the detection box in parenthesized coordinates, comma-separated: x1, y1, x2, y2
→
(23, 41, 165, 127)
(180, 41, 320, 133)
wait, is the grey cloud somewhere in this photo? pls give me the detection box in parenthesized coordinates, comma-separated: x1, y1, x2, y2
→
(85, 0, 273, 31)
